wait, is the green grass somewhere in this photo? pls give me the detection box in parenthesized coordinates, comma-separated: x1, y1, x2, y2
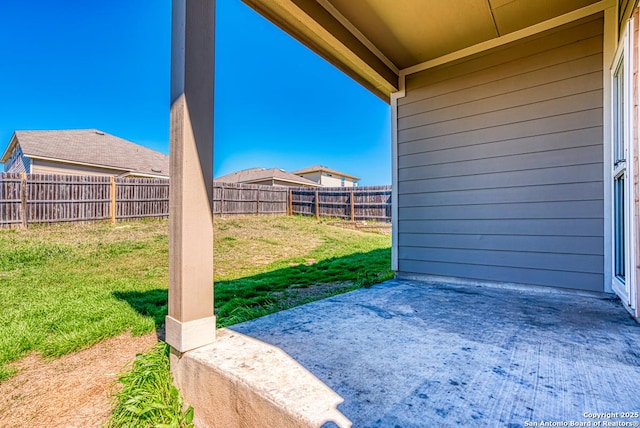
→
(213, 215, 392, 326)
(106, 343, 194, 428)
(0, 216, 391, 381)
(0, 221, 169, 381)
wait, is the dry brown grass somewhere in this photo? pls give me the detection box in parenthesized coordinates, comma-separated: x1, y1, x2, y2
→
(0, 332, 158, 428)
(214, 215, 329, 278)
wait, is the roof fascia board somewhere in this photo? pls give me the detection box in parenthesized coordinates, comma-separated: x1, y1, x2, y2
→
(27, 154, 132, 172)
(401, 0, 616, 77)
(246, 177, 321, 186)
(0, 134, 18, 163)
(309, 170, 359, 180)
(127, 172, 170, 179)
(242, 0, 398, 101)
(294, 167, 360, 180)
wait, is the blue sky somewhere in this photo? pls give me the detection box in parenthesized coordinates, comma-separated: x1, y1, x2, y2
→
(0, 0, 391, 185)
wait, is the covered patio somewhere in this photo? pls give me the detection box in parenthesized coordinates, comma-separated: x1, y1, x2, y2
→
(166, 0, 640, 425)
(178, 279, 640, 426)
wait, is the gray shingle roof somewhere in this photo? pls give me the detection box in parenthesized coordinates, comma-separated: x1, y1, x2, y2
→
(292, 165, 359, 180)
(215, 167, 320, 186)
(5, 129, 169, 177)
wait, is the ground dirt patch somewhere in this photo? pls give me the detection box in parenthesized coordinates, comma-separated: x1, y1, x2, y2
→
(0, 332, 158, 428)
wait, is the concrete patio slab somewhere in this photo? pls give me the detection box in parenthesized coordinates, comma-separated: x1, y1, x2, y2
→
(229, 279, 640, 427)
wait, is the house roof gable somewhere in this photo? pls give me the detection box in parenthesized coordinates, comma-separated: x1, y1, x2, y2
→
(215, 167, 321, 186)
(0, 133, 18, 163)
(293, 165, 360, 181)
(2, 129, 169, 177)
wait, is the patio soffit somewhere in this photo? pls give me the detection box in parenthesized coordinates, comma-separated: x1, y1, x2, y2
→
(241, 0, 608, 101)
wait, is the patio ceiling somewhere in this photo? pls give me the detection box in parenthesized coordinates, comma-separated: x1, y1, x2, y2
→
(241, 0, 606, 101)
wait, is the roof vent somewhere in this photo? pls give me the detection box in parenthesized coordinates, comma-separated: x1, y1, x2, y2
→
(95, 131, 105, 135)
(151, 168, 162, 173)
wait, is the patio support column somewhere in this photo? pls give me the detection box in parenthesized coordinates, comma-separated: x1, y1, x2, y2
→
(166, 0, 216, 353)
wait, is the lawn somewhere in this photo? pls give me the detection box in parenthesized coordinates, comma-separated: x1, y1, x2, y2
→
(0, 215, 392, 381)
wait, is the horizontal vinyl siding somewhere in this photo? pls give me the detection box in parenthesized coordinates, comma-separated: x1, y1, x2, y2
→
(23, 156, 31, 173)
(399, 234, 603, 255)
(31, 159, 124, 177)
(396, 15, 604, 291)
(6, 155, 27, 174)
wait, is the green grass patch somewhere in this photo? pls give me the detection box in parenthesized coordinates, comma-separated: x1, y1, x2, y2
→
(0, 216, 391, 382)
(0, 221, 169, 381)
(1, 216, 391, 426)
(107, 343, 194, 428)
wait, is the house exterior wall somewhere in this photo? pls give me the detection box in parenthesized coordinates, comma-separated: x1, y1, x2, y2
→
(396, 16, 605, 291)
(247, 179, 317, 187)
(320, 174, 357, 187)
(298, 172, 323, 184)
(298, 171, 358, 187)
(31, 159, 125, 177)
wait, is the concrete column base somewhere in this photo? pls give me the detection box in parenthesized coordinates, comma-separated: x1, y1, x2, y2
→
(170, 329, 351, 428)
(165, 315, 216, 353)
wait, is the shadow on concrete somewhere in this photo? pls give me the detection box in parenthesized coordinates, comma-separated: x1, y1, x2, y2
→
(230, 279, 640, 427)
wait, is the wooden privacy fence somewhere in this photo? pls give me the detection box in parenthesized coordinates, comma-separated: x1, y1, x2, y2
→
(290, 185, 391, 222)
(0, 173, 170, 228)
(0, 173, 391, 228)
(213, 182, 288, 216)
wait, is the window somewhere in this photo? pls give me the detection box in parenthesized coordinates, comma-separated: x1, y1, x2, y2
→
(341, 177, 345, 187)
(614, 57, 625, 165)
(611, 20, 632, 297)
(615, 174, 625, 281)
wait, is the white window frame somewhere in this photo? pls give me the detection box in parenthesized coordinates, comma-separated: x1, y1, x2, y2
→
(611, 20, 636, 309)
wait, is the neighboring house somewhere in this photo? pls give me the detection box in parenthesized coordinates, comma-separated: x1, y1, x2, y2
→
(215, 167, 320, 187)
(1, 129, 169, 178)
(293, 165, 359, 187)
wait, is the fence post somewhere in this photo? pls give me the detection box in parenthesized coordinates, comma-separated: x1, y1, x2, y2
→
(315, 190, 320, 220)
(256, 187, 260, 214)
(288, 189, 293, 216)
(220, 183, 225, 217)
(110, 176, 117, 224)
(20, 172, 27, 229)
(350, 190, 355, 222)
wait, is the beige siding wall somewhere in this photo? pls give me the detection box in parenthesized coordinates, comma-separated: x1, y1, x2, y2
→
(298, 172, 356, 187)
(31, 159, 125, 177)
(248, 179, 316, 187)
(397, 15, 604, 291)
(320, 175, 357, 187)
(298, 172, 323, 183)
